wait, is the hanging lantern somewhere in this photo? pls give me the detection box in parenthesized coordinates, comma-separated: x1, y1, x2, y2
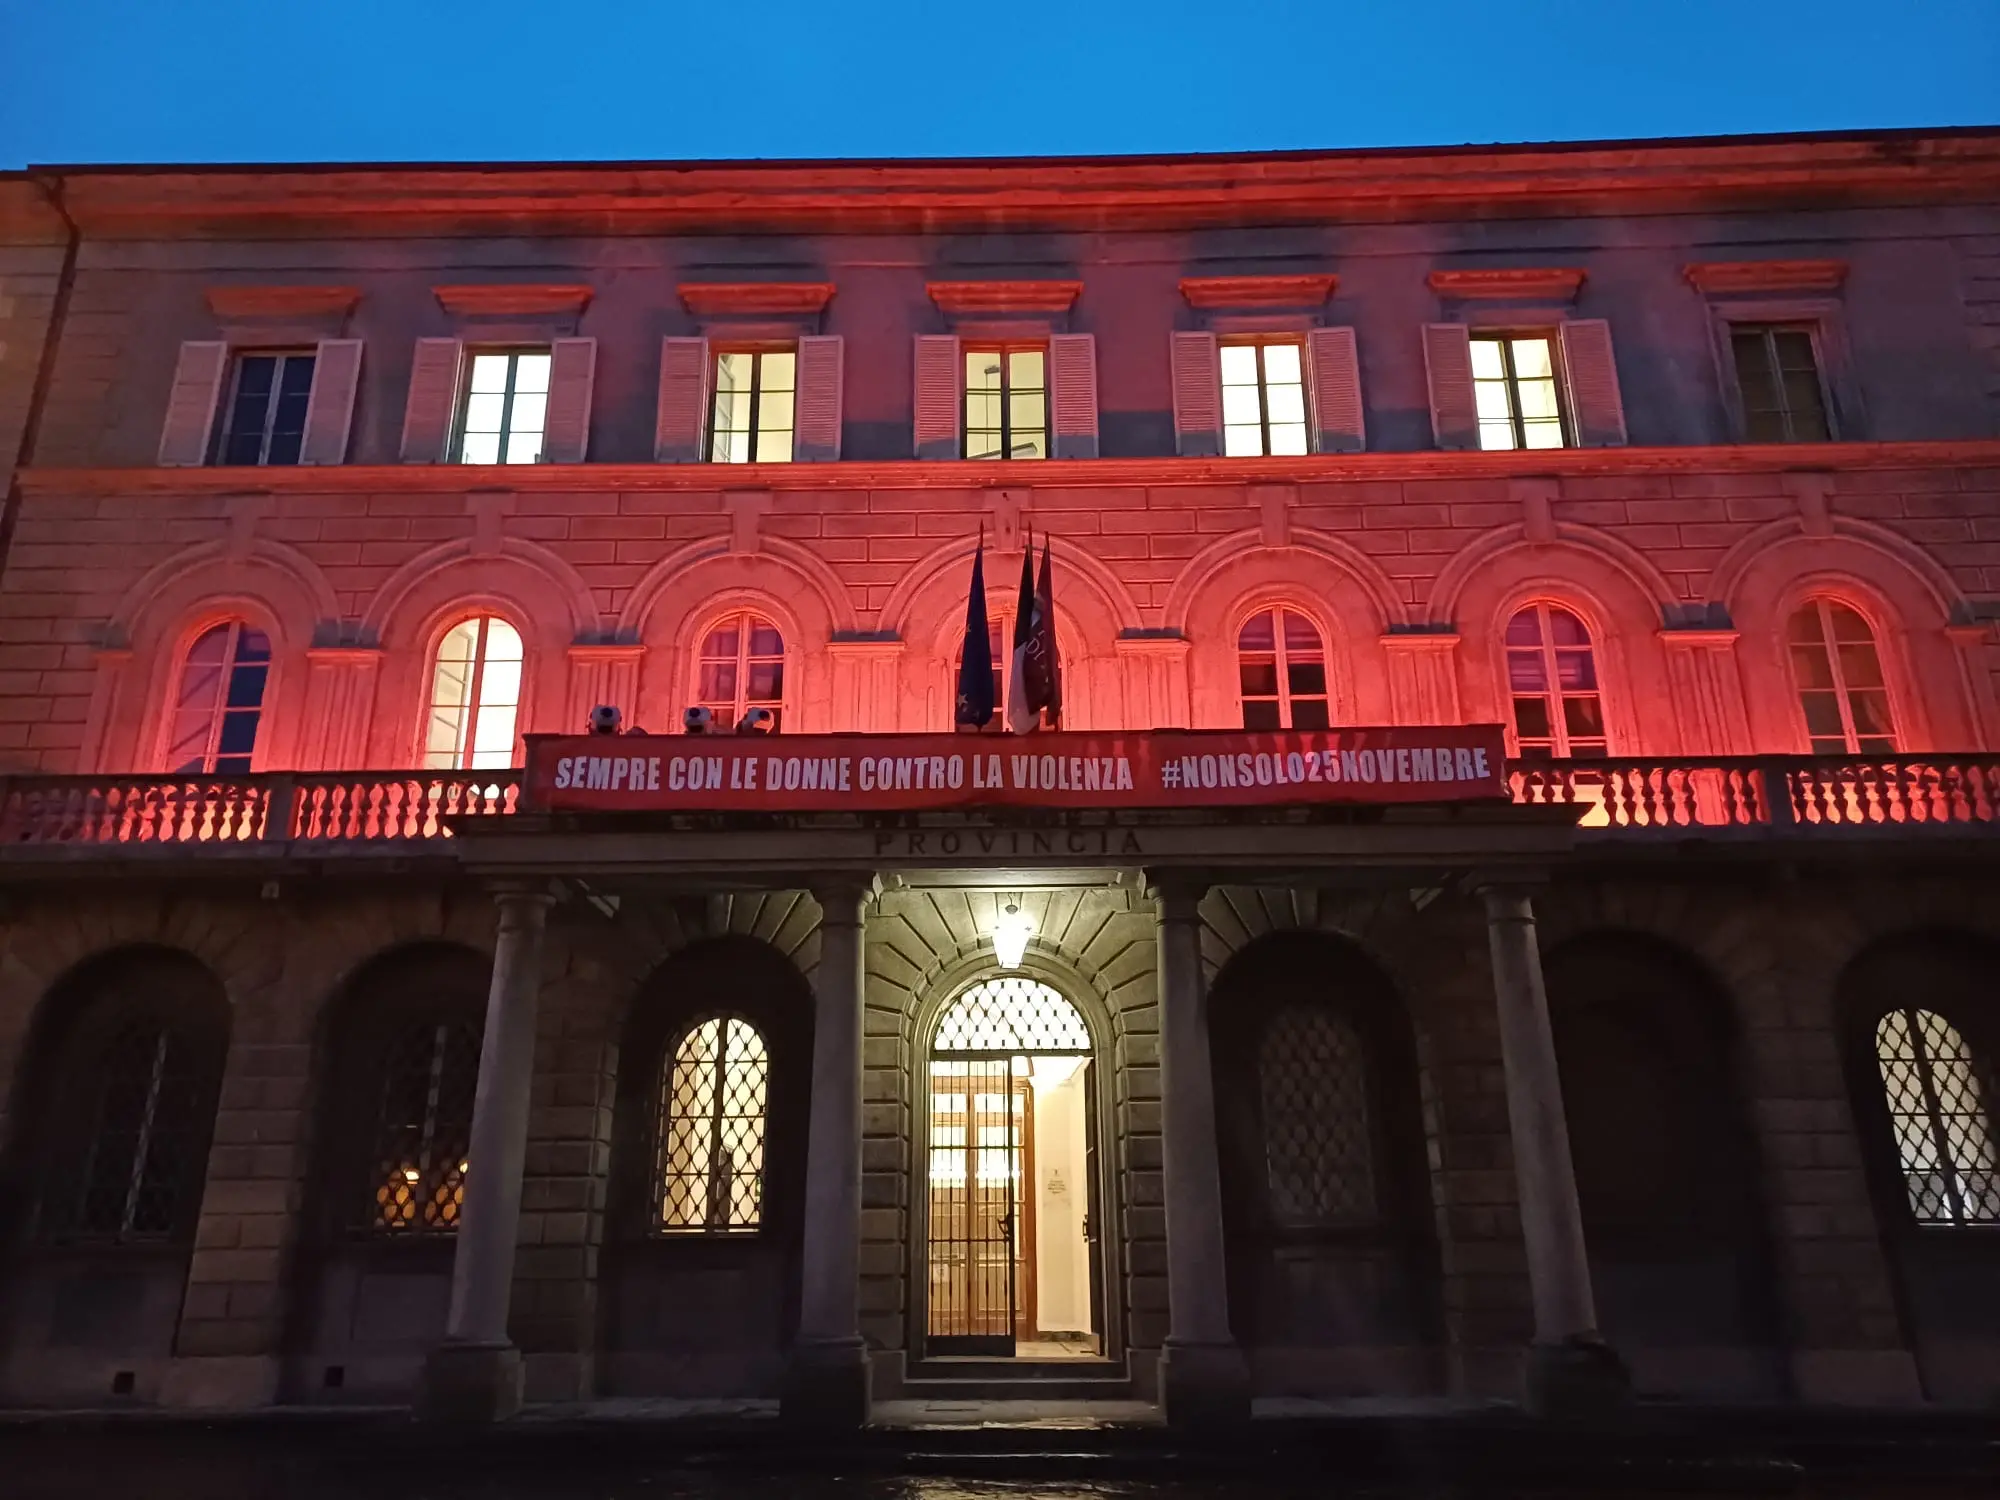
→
(992, 899, 1035, 970)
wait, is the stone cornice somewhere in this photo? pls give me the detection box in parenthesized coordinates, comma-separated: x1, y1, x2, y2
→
(433, 284, 594, 316)
(678, 282, 836, 316)
(1178, 275, 1336, 309)
(1427, 267, 1585, 301)
(926, 281, 1083, 314)
(23, 129, 2000, 240)
(22, 439, 2000, 499)
(205, 285, 362, 319)
(1683, 259, 1849, 294)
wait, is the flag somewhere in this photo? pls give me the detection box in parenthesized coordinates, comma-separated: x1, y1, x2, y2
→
(953, 533, 996, 730)
(1026, 534, 1061, 728)
(1006, 531, 1040, 733)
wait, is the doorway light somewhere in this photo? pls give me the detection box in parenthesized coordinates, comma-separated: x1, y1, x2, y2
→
(993, 899, 1035, 970)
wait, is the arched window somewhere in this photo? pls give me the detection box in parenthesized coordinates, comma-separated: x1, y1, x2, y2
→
(165, 621, 270, 773)
(1505, 603, 1606, 759)
(697, 613, 785, 730)
(1237, 608, 1329, 730)
(1874, 1007, 1999, 1227)
(364, 1017, 481, 1233)
(425, 615, 524, 770)
(1258, 1003, 1376, 1228)
(657, 1015, 770, 1233)
(1788, 599, 1897, 754)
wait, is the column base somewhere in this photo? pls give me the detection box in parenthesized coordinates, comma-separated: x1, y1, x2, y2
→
(417, 1340, 524, 1423)
(1524, 1336, 1630, 1420)
(1159, 1339, 1251, 1428)
(780, 1337, 871, 1429)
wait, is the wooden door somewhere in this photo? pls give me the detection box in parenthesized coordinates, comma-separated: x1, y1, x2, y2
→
(925, 1059, 1018, 1354)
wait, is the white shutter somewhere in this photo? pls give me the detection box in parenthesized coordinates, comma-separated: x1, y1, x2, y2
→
(1422, 323, 1478, 451)
(655, 337, 710, 462)
(399, 338, 463, 463)
(1559, 319, 1629, 447)
(1170, 331, 1221, 457)
(541, 337, 597, 463)
(1048, 333, 1099, 459)
(298, 339, 363, 466)
(157, 341, 228, 467)
(1306, 327, 1365, 454)
(913, 335, 961, 459)
(794, 334, 844, 461)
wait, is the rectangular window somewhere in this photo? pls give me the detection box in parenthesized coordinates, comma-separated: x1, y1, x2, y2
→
(215, 351, 315, 466)
(965, 347, 1047, 460)
(1220, 341, 1308, 457)
(1471, 334, 1567, 450)
(456, 350, 551, 464)
(1731, 325, 1831, 442)
(709, 348, 797, 463)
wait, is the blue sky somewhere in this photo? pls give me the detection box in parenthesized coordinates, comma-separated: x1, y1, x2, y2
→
(1, 0, 1995, 169)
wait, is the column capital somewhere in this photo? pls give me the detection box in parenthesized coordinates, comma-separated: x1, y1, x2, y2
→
(488, 882, 558, 927)
(811, 877, 880, 926)
(1144, 870, 1210, 922)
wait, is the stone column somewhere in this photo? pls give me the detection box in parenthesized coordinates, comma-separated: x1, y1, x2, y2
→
(418, 886, 554, 1422)
(1480, 883, 1628, 1416)
(780, 881, 872, 1427)
(1152, 881, 1249, 1426)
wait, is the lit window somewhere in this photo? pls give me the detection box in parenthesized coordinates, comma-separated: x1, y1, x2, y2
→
(165, 621, 270, 774)
(1237, 609, 1329, 730)
(366, 1019, 480, 1234)
(965, 347, 1047, 460)
(1259, 1003, 1376, 1228)
(456, 350, 550, 465)
(1788, 600, 1897, 755)
(1732, 325, 1830, 442)
(425, 616, 524, 770)
(1506, 604, 1607, 760)
(709, 349, 796, 463)
(1471, 334, 1567, 451)
(215, 351, 315, 466)
(658, 1015, 770, 1233)
(697, 613, 785, 730)
(1220, 342, 1308, 457)
(1874, 1007, 1999, 1227)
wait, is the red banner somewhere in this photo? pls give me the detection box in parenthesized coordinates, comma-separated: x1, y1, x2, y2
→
(525, 726, 1507, 813)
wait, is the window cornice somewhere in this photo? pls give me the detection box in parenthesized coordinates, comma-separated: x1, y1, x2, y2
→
(1684, 259, 1848, 294)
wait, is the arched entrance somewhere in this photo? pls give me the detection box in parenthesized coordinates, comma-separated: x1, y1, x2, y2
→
(922, 977, 1102, 1359)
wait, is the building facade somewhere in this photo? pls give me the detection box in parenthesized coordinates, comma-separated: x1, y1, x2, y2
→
(0, 130, 1996, 1424)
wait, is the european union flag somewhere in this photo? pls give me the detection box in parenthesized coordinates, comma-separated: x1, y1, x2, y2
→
(954, 535, 996, 729)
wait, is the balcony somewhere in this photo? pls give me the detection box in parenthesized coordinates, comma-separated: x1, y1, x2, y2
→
(0, 755, 1991, 858)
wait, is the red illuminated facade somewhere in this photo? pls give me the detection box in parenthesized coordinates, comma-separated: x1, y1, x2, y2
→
(0, 130, 1995, 1426)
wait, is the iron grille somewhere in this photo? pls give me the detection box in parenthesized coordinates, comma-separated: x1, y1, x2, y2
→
(1875, 1007, 2000, 1226)
(1259, 1002, 1377, 1228)
(934, 978, 1090, 1053)
(657, 1015, 769, 1233)
(365, 1019, 481, 1233)
(61, 1020, 211, 1242)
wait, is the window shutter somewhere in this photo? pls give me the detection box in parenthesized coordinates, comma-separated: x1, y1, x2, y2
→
(298, 339, 364, 466)
(399, 338, 464, 463)
(1306, 326, 1365, 454)
(913, 335, 961, 459)
(1170, 331, 1221, 457)
(1558, 319, 1629, 447)
(1422, 323, 1478, 451)
(541, 337, 598, 463)
(1048, 333, 1099, 459)
(654, 337, 709, 462)
(157, 341, 229, 467)
(794, 334, 845, 461)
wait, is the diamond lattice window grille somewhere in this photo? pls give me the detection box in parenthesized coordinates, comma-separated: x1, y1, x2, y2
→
(657, 1015, 770, 1233)
(365, 1019, 481, 1233)
(933, 978, 1091, 1054)
(1875, 1007, 2000, 1226)
(1259, 1002, 1377, 1228)
(63, 1019, 210, 1242)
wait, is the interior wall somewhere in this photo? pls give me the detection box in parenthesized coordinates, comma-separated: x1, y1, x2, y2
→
(1032, 1058, 1092, 1336)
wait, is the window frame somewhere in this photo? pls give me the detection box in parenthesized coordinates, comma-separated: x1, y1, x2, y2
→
(451, 346, 553, 466)
(423, 613, 526, 772)
(693, 610, 788, 729)
(1503, 601, 1609, 760)
(1785, 596, 1901, 756)
(1727, 321, 1835, 444)
(1469, 330, 1571, 451)
(1234, 605, 1332, 731)
(706, 343, 799, 464)
(1219, 337, 1309, 458)
(654, 1012, 772, 1237)
(161, 618, 272, 775)
(1872, 1005, 2000, 1230)
(212, 349, 317, 467)
(962, 342, 1049, 462)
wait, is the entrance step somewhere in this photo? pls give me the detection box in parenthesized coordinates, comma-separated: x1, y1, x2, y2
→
(895, 1356, 1139, 1403)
